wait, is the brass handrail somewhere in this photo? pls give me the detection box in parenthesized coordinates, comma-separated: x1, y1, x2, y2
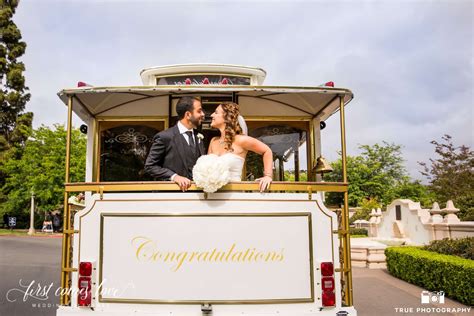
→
(64, 181, 348, 193)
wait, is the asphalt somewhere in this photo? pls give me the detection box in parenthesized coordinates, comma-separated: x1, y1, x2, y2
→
(0, 236, 471, 316)
(352, 267, 470, 316)
(0, 236, 62, 316)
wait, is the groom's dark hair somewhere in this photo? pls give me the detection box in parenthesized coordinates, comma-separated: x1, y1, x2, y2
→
(176, 96, 200, 119)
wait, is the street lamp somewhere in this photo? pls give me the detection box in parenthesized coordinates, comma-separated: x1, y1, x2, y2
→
(27, 190, 35, 235)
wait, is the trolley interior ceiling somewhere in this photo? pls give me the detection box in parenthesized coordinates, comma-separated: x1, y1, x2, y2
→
(58, 86, 353, 122)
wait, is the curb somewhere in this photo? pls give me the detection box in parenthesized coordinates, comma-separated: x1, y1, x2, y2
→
(0, 233, 63, 238)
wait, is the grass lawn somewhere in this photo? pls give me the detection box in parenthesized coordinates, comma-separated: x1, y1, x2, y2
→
(351, 234, 369, 238)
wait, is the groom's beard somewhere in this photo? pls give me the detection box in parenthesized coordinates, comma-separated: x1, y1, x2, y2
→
(189, 116, 203, 129)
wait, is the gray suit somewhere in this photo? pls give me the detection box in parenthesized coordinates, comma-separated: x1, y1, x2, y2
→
(144, 125, 205, 180)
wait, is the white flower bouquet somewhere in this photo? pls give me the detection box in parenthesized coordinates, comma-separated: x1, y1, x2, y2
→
(193, 154, 230, 193)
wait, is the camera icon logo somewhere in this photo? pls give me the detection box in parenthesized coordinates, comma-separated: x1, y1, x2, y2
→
(420, 290, 445, 304)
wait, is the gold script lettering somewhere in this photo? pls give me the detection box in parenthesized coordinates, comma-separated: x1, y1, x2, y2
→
(130, 237, 286, 272)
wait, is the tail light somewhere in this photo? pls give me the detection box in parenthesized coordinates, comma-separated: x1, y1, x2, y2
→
(321, 262, 334, 276)
(79, 262, 92, 276)
(320, 262, 336, 307)
(77, 261, 93, 307)
(322, 291, 336, 306)
(77, 276, 91, 306)
(321, 277, 335, 291)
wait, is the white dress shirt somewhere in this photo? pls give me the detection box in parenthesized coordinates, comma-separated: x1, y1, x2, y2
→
(177, 121, 195, 145)
(170, 121, 195, 180)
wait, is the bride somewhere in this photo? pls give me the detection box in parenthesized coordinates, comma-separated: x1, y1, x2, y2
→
(208, 102, 273, 192)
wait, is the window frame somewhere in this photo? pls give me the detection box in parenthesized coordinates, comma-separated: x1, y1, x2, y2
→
(94, 117, 168, 182)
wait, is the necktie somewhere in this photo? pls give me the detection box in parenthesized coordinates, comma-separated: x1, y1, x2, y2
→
(185, 131, 195, 147)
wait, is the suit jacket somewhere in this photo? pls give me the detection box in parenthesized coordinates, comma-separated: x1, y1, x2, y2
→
(144, 125, 205, 180)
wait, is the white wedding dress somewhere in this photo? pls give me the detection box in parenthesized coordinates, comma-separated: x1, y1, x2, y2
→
(192, 153, 245, 193)
(217, 153, 245, 181)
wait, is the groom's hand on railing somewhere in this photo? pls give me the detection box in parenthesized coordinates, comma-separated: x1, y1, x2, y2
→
(173, 175, 192, 192)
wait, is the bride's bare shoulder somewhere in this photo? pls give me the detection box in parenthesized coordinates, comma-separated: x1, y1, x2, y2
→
(235, 134, 254, 144)
(208, 136, 220, 154)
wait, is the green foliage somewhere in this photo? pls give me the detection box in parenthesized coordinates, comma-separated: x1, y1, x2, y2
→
(360, 197, 381, 212)
(423, 237, 474, 260)
(325, 142, 424, 207)
(0, 112, 33, 205)
(0, 0, 31, 210)
(385, 246, 474, 305)
(392, 178, 435, 208)
(349, 228, 368, 236)
(1, 125, 86, 225)
(455, 194, 474, 221)
(283, 170, 308, 181)
(324, 155, 371, 207)
(246, 151, 263, 179)
(349, 198, 381, 223)
(349, 209, 370, 223)
(325, 142, 433, 210)
(0, 0, 31, 148)
(419, 135, 474, 221)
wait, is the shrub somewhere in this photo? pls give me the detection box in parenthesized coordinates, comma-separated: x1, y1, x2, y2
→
(385, 246, 474, 305)
(424, 237, 474, 260)
(350, 228, 368, 236)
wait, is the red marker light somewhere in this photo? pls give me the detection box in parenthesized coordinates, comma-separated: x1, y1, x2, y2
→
(79, 262, 92, 276)
(221, 78, 228, 85)
(324, 81, 334, 87)
(322, 290, 336, 306)
(202, 77, 210, 84)
(185, 78, 192, 85)
(321, 262, 334, 276)
(77, 82, 90, 87)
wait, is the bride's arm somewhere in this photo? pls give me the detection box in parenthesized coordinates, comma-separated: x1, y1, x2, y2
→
(237, 135, 273, 191)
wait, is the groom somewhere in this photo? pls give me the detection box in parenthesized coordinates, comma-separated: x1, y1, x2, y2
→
(145, 96, 205, 191)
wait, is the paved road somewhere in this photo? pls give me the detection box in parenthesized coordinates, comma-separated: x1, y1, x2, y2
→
(0, 236, 470, 316)
(352, 268, 470, 316)
(0, 236, 62, 316)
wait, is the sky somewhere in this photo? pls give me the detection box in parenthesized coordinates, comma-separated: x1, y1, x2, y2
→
(13, 0, 473, 180)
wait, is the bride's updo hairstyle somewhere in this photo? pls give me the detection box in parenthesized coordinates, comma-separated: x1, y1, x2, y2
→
(220, 102, 243, 152)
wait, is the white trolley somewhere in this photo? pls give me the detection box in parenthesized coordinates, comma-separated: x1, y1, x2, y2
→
(56, 64, 356, 316)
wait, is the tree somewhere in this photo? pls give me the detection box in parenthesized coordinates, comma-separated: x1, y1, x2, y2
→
(349, 197, 381, 224)
(0, 0, 31, 147)
(0, 0, 32, 209)
(419, 135, 474, 221)
(325, 142, 408, 207)
(324, 155, 371, 207)
(284, 170, 308, 181)
(0, 111, 32, 205)
(392, 178, 435, 208)
(1, 125, 86, 227)
(324, 142, 434, 212)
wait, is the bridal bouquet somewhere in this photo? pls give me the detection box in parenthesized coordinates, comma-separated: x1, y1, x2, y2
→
(193, 154, 231, 193)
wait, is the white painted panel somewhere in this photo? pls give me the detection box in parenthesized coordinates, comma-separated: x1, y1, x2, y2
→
(100, 213, 312, 302)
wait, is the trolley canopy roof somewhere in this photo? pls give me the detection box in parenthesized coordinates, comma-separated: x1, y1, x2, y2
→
(57, 85, 353, 122)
